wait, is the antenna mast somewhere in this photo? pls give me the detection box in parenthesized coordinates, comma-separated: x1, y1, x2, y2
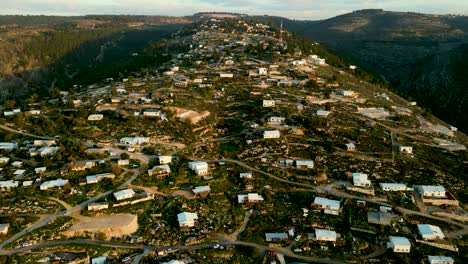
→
(280, 20, 283, 44)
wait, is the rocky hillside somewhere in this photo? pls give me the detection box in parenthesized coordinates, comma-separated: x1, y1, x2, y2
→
(255, 10, 468, 132)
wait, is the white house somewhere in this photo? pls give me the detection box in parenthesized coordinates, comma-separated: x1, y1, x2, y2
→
(379, 183, 408, 192)
(336, 89, 355, 97)
(398, 146, 413, 154)
(120, 137, 150, 146)
(0, 223, 9, 235)
(387, 236, 411, 253)
(113, 189, 135, 201)
(427, 256, 455, 264)
(143, 109, 161, 117)
(265, 232, 289, 242)
(177, 212, 198, 228)
(263, 130, 280, 139)
(27, 110, 41, 115)
(0, 180, 19, 190)
(262, 100, 275, 107)
(349, 65, 357, 70)
(314, 197, 341, 215)
(88, 202, 109, 211)
(158, 155, 173, 164)
(192, 186, 211, 195)
(258, 67, 268, 75)
(238, 193, 264, 204)
(118, 159, 130, 166)
(240, 172, 253, 179)
(353, 173, 371, 187)
(33, 140, 55, 147)
(315, 229, 337, 242)
(148, 165, 171, 176)
(317, 110, 331, 117)
(417, 185, 446, 198)
(0, 142, 18, 151)
(37, 146, 59, 157)
(268, 116, 286, 123)
(91, 256, 107, 264)
(12, 161, 23, 167)
(40, 179, 69, 190)
(86, 173, 115, 184)
(0, 157, 10, 164)
(295, 160, 314, 169)
(88, 114, 104, 121)
(418, 224, 445, 240)
(188, 161, 209, 176)
(346, 143, 356, 151)
(35, 167, 47, 174)
(220, 73, 234, 78)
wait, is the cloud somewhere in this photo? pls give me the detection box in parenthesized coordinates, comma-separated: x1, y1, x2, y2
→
(0, 0, 465, 19)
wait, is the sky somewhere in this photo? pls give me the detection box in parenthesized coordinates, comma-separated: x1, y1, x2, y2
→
(0, 0, 466, 20)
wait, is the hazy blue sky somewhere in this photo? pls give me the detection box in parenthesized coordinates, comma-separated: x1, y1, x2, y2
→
(0, 0, 466, 19)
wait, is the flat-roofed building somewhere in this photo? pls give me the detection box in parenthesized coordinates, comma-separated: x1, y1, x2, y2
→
(315, 229, 337, 242)
(177, 212, 198, 228)
(417, 185, 446, 198)
(113, 189, 135, 201)
(380, 183, 408, 191)
(313, 197, 341, 215)
(265, 232, 288, 242)
(238, 193, 264, 204)
(418, 224, 445, 240)
(387, 236, 411, 253)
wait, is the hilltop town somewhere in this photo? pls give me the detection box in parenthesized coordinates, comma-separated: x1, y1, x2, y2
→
(0, 18, 467, 264)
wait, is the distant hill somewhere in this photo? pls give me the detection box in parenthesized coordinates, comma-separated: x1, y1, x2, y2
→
(0, 15, 191, 100)
(254, 10, 468, 132)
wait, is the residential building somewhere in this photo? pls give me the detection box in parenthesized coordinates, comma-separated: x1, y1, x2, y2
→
(12, 161, 22, 167)
(336, 89, 355, 97)
(346, 143, 356, 151)
(88, 202, 109, 211)
(265, 232, 288, 242)
(35, 167, 47, 174)
(91, 256, 107, 264)
(418, 224, 445, 240)
(0, 142, 17, 151)
(295, 160, 314, 169)
(120, 137, 150, 146)
(86, 173, 115, 184)
(219, 73, 234, 78)
(88, 114, 104, 121)
(239, 172, 253, 179)
(353, 173, 371, 187)
(262, 100, 275, 107)
(40, 179, 69, 190)
(118, 159, 130, 166)
(27, 110, 41, 115)
(0, 180, 19, 190)
(177, 212, 198, 228)
(113, 189, 135, 201)
(387, 236, 411, 253)
(0, 223, 9, 235)
(238, 193, 264, 204)
(158, 155, 173, 164)
(417, 186, 446, 198)
(148, 165, 171, 177)
(268, 116, 286, 123)
(34, 140, 55, 147)
(0, 157, 10, 164)
(313, 197, 341, 215)
(315, 229, 337, 242)
(143, 109, 161, 117)
(188, 161, 209, 176)
(70, 161, 96, 172)
(427, 256, 455, 264)
(37, 146, 59, 157)
(263, 130, 280, 139)
(398, 146, 413, 154)
(317, 110, 331, 117)
(258, 67, 268, 75)
(380, 183, 408, 191)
